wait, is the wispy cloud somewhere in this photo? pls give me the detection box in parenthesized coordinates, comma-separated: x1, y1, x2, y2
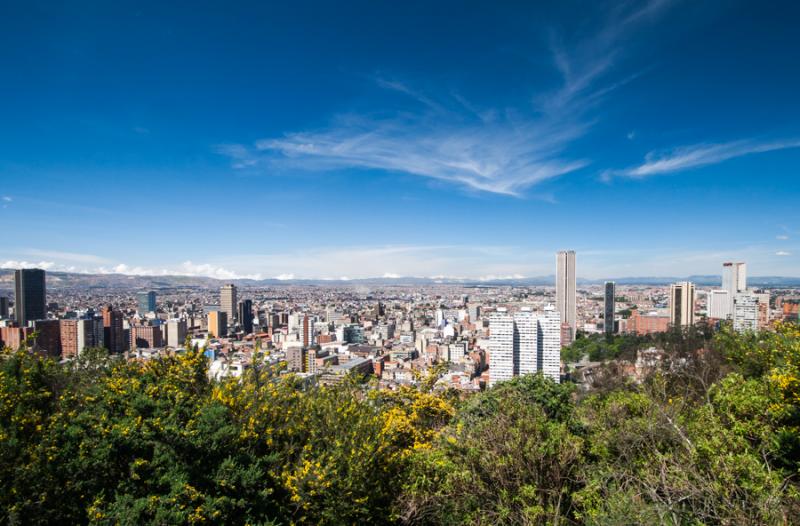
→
(777, 235, 790, 240)
(217, 1, 673, 197)
(776, 251, 791, 256)
(614, 138, 800, 178)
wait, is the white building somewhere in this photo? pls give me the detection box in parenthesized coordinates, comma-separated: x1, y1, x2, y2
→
(514, 308, 538, 375)
(722, 262, 746, 319)
(489, 306, 561, 386)
(538, 306, 561, 383)
(488, 309, 515, 386)
(733, 292, 758, 332)
(707, 289, 730, 319)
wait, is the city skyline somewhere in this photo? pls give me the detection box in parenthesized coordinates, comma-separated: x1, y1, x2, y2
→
(2, 1, 800, 279)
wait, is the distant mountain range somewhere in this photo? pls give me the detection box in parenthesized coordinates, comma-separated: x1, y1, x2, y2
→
(2, 269, 800, 291)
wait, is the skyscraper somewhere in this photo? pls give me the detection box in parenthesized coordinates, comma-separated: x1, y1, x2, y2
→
(722, 262, 746, 319)
(513, 309, 538, 375)
(669, 281, 696, 327)
(488, 308, 515, 386)
(221, 284, 237, 322)
(14, 268, 46, 326)
(556, 251, 576, 345)
(238, 299, 254, 334)
(101, 305, 125, 353)
(137, 291, 157, 315)
(538, 306, 562, 382)
(489, 306, 561, 386)
(604, 281, 615, 336)
(0, 296, 9, 319)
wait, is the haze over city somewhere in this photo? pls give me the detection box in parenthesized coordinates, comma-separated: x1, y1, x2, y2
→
(2, 0, 799, 280)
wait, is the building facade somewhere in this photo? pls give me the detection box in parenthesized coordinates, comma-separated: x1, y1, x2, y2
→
(556, 251, 576, 345)
(604, 281, 615, 336)
(221, 284, 237, 322)
(669, 281, 696, 327)
(14, 268, 47, 326)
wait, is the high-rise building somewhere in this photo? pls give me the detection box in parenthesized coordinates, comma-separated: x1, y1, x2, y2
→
(208, 311, 228, 338)
(166, 319, 187, 348)
(14, 268, 47, 326)
(488, 309, 515, 386)
(604, 281, 615, 336)
(707, 290, 730, 319)
(101, 305, 125, 353)
(669, 282, 696, 327)
(722, 262, 746, 319)
(60, 318, 104, 358)
(137, 291, 157, 315)
(733, 292, 759, 332)
(221, 284, 237, 322)
(538, 306, 562, 383)
(489, 306, 561, 386)
(514, 309, 538, 375)
(238, 299, 254, 334)
(0, 296, 9, 319)
(556, 251, 576, 345)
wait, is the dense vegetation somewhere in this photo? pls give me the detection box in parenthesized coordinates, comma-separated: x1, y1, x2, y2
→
(2, 323, 799, 525)
(561, 322, 716, 363)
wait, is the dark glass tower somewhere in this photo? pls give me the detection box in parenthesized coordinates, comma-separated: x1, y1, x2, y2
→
(604, 281, 615, 336)
(14, 268, 47, 326)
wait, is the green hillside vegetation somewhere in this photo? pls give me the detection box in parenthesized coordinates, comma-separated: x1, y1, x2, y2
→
(2, 323, 799, 525)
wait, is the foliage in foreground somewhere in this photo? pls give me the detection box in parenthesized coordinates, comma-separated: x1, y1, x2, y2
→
(1, 323, 800, 525)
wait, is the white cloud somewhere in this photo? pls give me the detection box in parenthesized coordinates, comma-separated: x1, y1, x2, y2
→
(217, 2, 674, 197)
(1, 260, 54, 270)
(777, 235, 790, 240)
(776, 251, 792, 256)
(382, 272, 401, 279)
(2, 196, 11, 202)
(274, 273, 295, 280)
(616, 139, 800, 178)
(177, 261, 262, 280)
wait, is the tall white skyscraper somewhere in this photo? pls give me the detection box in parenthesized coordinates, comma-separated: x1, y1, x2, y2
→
(489, 308, 515, 386)
(733, 292, 758, 332)
(707, 289, 730, 319)
(221, 284, 238, 322)
(556, 250, 576, 344)
(513, 308, 538, 375)
(489, 306, 561, 386)
(538, 306, 562, 382)
(669, 281, 696, 327)
(722, 262, 746, 318)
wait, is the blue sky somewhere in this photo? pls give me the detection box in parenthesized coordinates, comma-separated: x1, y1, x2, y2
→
(1, 0, 799, 279)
